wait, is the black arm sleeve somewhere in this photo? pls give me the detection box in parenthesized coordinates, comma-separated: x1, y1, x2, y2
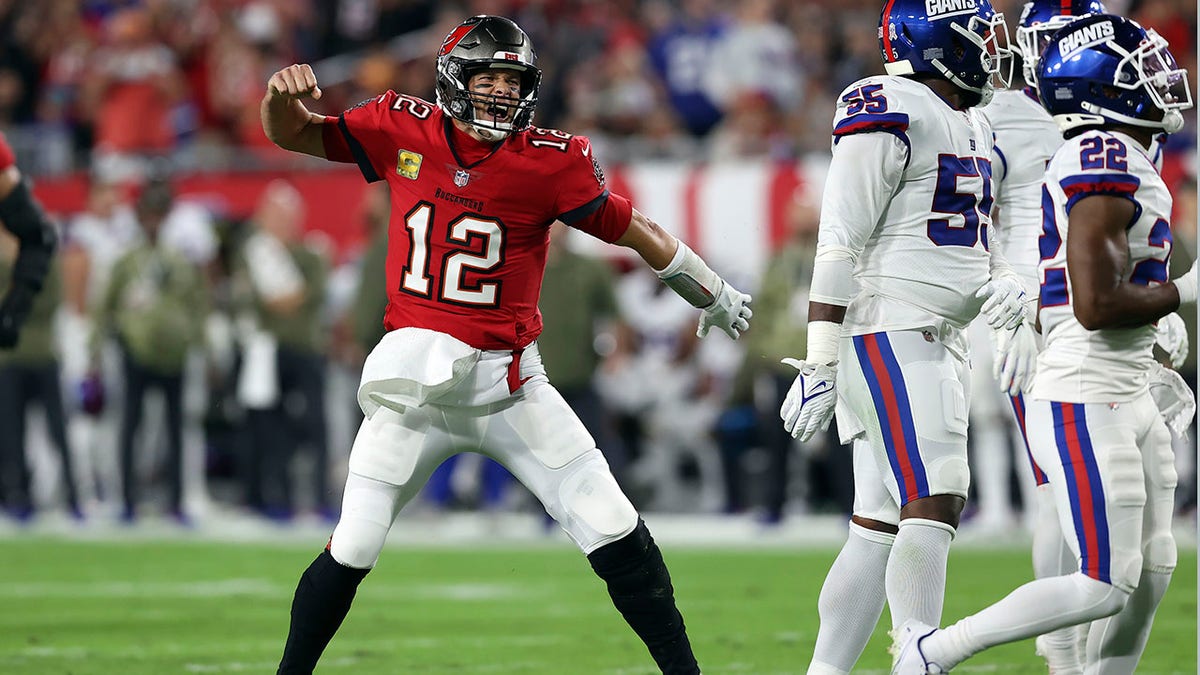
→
(0, 178, 58, 292)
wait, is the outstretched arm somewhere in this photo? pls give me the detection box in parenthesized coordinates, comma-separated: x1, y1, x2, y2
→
(262, 64, 328, 158)
(614, 207, 752, 340)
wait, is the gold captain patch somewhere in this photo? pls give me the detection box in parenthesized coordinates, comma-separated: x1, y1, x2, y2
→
(397, 150, 422, 179)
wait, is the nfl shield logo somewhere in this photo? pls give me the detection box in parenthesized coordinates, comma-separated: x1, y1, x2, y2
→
(454, 170, 470, 188)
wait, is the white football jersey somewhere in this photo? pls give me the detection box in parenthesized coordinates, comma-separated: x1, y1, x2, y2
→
(981, 88, 1062, 298)
(824, 76, 995, 334)
(1033, 130, 1174, 403)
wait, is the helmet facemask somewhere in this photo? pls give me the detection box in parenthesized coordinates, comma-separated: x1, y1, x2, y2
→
(1016, 15, 1078, 89)
(437, 58, 540, 140)
(932, 13, 1012, 106)
(1075, 28, 1193, 133)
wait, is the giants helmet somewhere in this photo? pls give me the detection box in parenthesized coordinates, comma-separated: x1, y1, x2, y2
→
(879, 0, 1012, 107)
(1037, 14, 1193, 134)
(435, 15, 541, 139)
(1015, 0, 1106, 89)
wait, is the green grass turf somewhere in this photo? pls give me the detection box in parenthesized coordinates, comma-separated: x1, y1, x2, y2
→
(0, 538, 1194, 674)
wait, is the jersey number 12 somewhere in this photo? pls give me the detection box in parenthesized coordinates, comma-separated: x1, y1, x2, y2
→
(400, 202, 504, 307)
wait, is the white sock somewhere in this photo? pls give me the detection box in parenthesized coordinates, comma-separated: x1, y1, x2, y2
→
(886, 518, 954, 628)
(1029, 485, 1082, 666)
(921, 573, 1128, 668)
(1085, 568, 1172, 672)
(807, 522, 894, 674)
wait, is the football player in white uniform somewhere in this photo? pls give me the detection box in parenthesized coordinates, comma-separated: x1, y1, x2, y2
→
(893, 14, 1196, 673)
(777, 0, 1019, 671)
(977, 0, 1104, 668)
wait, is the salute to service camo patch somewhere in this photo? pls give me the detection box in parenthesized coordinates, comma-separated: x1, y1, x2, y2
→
(397, 150, 423, 179)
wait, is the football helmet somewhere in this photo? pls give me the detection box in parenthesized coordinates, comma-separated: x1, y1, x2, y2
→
(1037, 14, 1193, 134)
(435, 15, 541, 140)
(879, 0, 1012, 107)
(1015, 0, 1106, 89)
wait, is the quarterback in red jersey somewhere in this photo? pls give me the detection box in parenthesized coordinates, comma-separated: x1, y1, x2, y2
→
(263, 15, 751, 675)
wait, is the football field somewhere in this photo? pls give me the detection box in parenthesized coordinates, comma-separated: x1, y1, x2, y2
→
(1, 531, 1195, 674)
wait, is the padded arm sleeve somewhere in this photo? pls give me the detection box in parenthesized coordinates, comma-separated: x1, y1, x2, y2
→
(809, 132, 906, 307)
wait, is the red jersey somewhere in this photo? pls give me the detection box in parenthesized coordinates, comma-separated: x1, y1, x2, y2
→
(323, 91, 630, 351)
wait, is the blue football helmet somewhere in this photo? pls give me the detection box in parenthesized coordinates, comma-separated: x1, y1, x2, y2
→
(879, 0, 1012, 107)
(1037, 14, 1193, 134)
(1015, 0, 1106, 89)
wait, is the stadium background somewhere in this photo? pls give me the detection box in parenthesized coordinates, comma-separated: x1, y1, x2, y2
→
(0, 1, 1196, 673)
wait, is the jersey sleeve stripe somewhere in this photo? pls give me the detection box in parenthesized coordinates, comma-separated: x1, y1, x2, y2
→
(1060, 173, 1141, 213)
(337, 115, 383, 183)
(833, 112, 911, 138)
(993, 143, 1009, 182)
(557, 190, 608, 224)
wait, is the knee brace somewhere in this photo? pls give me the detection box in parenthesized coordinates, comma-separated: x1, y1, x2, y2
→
(1142, 532, 1177, 574)
(553, 451, 638, 553)
(328, 472, 402, 569)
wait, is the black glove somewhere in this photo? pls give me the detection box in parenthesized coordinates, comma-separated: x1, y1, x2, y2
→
(0, 285, 35, 348)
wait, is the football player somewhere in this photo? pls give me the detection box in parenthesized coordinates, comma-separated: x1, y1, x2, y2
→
(893, 14, 1195, 672)
(978, 1, 1105, 669)
(262, 15, 752, 675)
(776, 0, 1021, 671)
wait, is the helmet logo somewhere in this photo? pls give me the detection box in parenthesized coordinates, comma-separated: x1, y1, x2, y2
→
(1057, 20, 1114, 57)
(439, 24, 476, 56)
(925, 0, 980, 20)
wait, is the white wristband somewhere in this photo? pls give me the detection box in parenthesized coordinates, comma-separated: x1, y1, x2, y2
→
(655, 241, 722, 308)
(1174, 264, 1197, 305)
(805, 320, 841, 365)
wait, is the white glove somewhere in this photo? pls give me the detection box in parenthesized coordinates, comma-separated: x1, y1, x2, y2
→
(993, 321, 1039, 396)
(1155, 312, 1189, 369)
(779, 358, 837, 441)
(1148, 363, 1196, 438)
(698, 281, 753, 339)
(975, 276, 1028, 331)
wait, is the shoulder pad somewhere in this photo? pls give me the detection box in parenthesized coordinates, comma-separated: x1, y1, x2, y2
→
(833, 76, 917, 140)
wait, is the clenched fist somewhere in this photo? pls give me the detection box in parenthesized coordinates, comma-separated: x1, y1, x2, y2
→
(267, 64, 323, 101)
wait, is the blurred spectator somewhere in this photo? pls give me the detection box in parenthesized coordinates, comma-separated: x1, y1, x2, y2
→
(91, 178, 207, 523)
(60, 175, 142, 512)
(707, 90, 796, 160)
(705, 0, 803, 114)
(601, 266, 726, 511)
(720, 193, 849, 522)
(0, 238, 80, 521)
(644, 0, 727, 136)
(234, 179, 333, 520)
(349, 183, 390, 359)
(80, 7, 190, 176)
(538, 224, 629, 484)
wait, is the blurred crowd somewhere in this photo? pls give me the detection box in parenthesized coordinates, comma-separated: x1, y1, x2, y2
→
(0, 0, 1193, 178)
(0, 0, 1197, 531)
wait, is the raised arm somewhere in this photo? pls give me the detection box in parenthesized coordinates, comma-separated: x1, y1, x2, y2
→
(262, 64, 328, 158)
